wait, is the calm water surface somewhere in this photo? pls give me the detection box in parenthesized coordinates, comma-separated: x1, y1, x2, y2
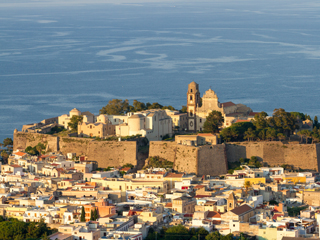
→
(1, 0, 320, 142)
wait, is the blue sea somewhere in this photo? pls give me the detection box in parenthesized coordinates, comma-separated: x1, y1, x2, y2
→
(1, 0, 320, 142)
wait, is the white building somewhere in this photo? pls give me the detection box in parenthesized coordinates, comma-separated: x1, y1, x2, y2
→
(116, 109, 173, 141)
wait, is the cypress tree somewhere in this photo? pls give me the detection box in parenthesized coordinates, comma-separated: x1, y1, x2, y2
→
(90, 210, 94, 221)
(93, 208, 99, 220)
(80, 206, 86, 222)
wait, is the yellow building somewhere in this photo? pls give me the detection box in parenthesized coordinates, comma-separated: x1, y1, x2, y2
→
(244, 177, 266, 185)
(138, 211, 163, 224)
(283, 175, 306, 184)
(6, 206, 32, 221)
(257, 227, 277, 240)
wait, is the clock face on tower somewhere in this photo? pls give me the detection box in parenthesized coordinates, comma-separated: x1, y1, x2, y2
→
(190, 121, 193, 127)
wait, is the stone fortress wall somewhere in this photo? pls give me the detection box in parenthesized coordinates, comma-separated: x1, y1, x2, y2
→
(226, 141, 320, 171)
(13, 132, 138, 168)
(13, 131, 320, 175)
(148, 141, 228, 176)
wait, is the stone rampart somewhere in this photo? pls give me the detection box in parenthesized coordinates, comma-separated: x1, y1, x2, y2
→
(14, 132, 59, 152)
(226, 141, 320, 171)
(149, 141, 228, 176)
(13, 132, 138, 168)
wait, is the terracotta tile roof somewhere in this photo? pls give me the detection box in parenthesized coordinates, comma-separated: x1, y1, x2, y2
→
(55, 168, 64, 172)
(165, 203, 172, 208)
(212, 220, 221, 225)
(197, 133, 214, 136)
(14, 152, 26, 157)
(207, 211, 221, 218)
(121, 167, 131, 171)
(50, 156, 57, 159)
(249, 112, 260, 116)
(10, 165, 21, 168)
(221, 102, 236, 107)
(193, 185, 205, 189)
(273, 213, 284, 220)
(230, 204, 253, 215)
(235, 120, 250, 123)
(165, 173, 184, 178)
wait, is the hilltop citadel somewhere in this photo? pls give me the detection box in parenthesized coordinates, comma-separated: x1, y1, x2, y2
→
(1, 82, 320, 240)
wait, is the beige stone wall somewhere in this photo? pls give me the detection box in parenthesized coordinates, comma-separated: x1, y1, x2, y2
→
(14, 132, 59, 152)
(197, 145, 228, 176)
(226, 141, 320, 171)
(59, 137, 137, 168)
(149, 141, 228, 176)
(13, 132, 138, 168)
(303, 191, 320, 206)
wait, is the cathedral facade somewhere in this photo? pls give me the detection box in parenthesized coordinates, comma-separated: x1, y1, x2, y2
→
(186, 81, 253, 132)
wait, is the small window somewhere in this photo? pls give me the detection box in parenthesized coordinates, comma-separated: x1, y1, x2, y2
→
(200, 119, 202, 123)
(190, 95, 193, 101)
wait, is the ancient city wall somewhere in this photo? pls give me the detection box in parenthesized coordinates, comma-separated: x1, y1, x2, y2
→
(13, 132, 138, 168)
(14, 132, 320, 173)
(14, 132, 59, 152)
(226, 141, 320, 171)
(149, 141, 228, 176)
(197, 144, 228, 176)
(59, 137, 137, 168)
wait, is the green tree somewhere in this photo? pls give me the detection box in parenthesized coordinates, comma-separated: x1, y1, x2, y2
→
(266, 127, 278, 141)
(147, 102, 163, 109)
(36, 145, 43, 156)
(290, 112, 306, 121)
(131, 100, 147, 112)
(269, 109, 298, 137)
(99, 99, 130, 115)
(244, 128, 256, 141)
(41, 232, 50, 240)
(2, 138, 13, 147)
(249, 156, 258, 165)
(180, 106, 187, 113)
(1, 151, 9, 164)
(90, 210, 94, 221)
(165, 225, 189, 240)
(203, 110, 224, 133)
(314, 116, 319, 128)
(252, 111, 268, 130)
(277, 133, 285, 142)
(312, 127, 319, 143)
(93, 208, 99, 220)
(80, 206, 85, 222)
(257, 129, 267, 141)
(68, 115, 83, 131)
(244, 181, 251, 195)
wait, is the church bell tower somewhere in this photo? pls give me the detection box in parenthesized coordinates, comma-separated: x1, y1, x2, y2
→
(187, 81, 200, 132)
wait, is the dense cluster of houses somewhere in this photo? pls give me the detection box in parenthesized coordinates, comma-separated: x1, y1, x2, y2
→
(0, 149, 320, 240)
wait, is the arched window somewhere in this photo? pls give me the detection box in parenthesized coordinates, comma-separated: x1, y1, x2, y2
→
(190, 95, 193, 101)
